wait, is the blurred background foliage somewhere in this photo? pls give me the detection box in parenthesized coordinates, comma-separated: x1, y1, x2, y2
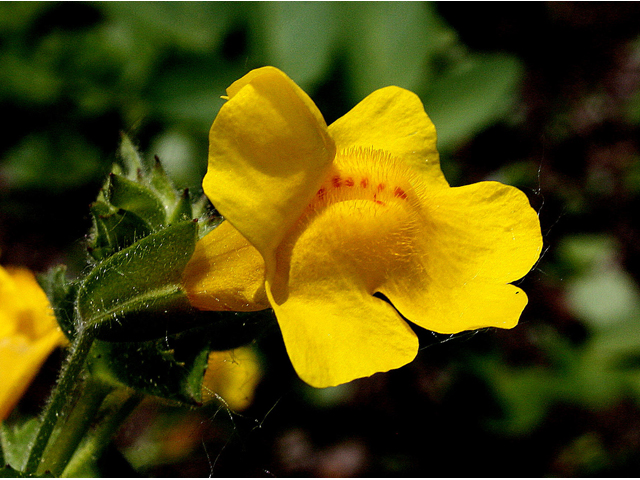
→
(2, 1, 640, 477)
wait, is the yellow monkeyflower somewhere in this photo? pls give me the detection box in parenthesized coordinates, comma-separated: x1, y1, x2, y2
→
(202, 346, 262, 411)
(183, 66, 543, 388)
(0, 265, 66, 420)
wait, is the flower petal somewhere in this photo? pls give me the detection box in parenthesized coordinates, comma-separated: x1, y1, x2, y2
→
(3, 267, 56, 337)
(182, 221, 269, 312)
(268, 199, 419, 388)
(225, 66, 327, 131)
(204, 67, 336, 272)
(0, 330, 63, 420)
(0, 266, 65, 420)
(270, 289, 418, 389)
(378, 181, 543, 333)
(328, 86, 448, 188)
(202, 346, 261, 411)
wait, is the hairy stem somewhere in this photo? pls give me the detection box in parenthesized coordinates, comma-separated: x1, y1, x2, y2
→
(38, 379, 112, 476)
(62, 389, 142, 478)
(24, 329, 95, 474)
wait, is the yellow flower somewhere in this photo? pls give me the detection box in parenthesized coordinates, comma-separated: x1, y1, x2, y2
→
(0, 265, 66, 420)
(183, 66, 543, 388)
(202, 346, 261, 411)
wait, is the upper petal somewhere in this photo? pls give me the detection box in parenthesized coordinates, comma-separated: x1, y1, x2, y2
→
(328, 86, 448, 188)
(225, 66, 327, 131)
(204, 67, 336, 272)
(182, 221, 269, 312)
(378, 181, 543, 333)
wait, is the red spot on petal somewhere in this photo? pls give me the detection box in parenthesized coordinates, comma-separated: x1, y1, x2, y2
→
(332, 175, 342, 188)
(317, 187, 326, 199)
(345, 177, 354, 187)
(360, 178, 369, 188)
(375, 200, 386, 206)
(394, 187, 407, 200)
(377, 183, 385, 192)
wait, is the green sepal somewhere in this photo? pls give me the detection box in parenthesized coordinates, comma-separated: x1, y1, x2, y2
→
(87, 202, 112, 260)
(169, 188, 193, 224)
(87, 327, 212, 405)
(116, 132, 143, 179)
(87, 201, 153, 261)
(107, 173, 166, 229)
(192, 197, 221, 239)
(0, 418, 41, 472)
(150, 155, 178, 206)
(87, 135, 217, 261)
(36, 265, 78, 340)
(77, 220, 199, 341)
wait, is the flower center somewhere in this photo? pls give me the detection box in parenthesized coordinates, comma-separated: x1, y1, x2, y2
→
(268, 147, 424, 304)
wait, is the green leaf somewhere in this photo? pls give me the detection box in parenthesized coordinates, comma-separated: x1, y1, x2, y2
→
(561, 235, 640, 332)
(0, 132, 103, 191)
(0, 47, 62, 106)
(148, 62, 231, 132)
(342, 2, 453, 102)
(107, 173, 167, 229)
(77, 220, 199, 340)
(567, 266, 640, 331)
(261, 2, 338, 89)
(100, 2, 233, 53)
(0, 3, 49, 36)
(422, 53, 523, 153)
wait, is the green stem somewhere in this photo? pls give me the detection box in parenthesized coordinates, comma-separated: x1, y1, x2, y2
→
(38, 379, 112, 476)
(24, 329, 95, 474)
(61, 389, 142, 478)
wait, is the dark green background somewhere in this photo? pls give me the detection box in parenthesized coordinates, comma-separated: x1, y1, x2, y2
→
(3, 2, 640, 476)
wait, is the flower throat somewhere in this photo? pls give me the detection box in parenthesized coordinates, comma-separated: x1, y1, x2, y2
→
(308, 146, 420, 212)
